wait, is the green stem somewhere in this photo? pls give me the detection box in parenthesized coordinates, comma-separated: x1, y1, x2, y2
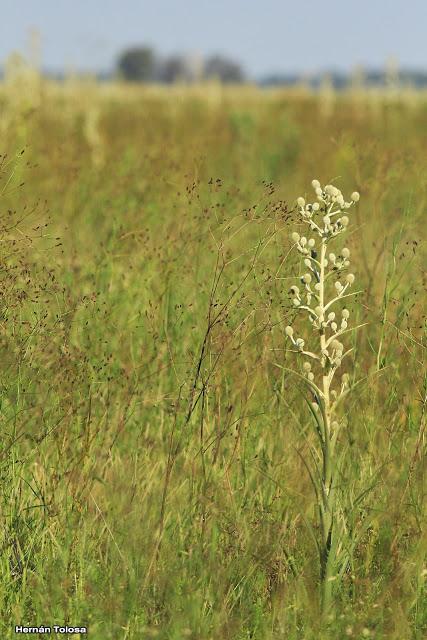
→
(319, 237, 335, 615)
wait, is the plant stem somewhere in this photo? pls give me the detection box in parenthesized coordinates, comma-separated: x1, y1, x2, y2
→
(319, 236, 334, 615)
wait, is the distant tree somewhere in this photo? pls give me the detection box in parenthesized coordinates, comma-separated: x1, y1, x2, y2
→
(158, 55, 189, 83)
(204, 55, 245, 84)
(158, 53, 203, 84)
(117, 47, 156, 82)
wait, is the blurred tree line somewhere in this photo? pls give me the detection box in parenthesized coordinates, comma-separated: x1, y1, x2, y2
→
(117, 46, 245, 83)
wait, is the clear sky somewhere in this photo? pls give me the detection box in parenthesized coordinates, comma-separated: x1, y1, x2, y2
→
(2, 0, 426, 77)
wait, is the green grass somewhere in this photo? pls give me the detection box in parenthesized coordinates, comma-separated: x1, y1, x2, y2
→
(0, 81, 426, 638)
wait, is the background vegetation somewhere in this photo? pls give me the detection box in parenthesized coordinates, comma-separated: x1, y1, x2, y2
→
(0, 75, 426, 638)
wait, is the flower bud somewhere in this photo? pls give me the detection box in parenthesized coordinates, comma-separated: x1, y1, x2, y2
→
(329, 253, 336, 263)
(285, 326, 294, 336)
(293, 298, 300, 306)
(304, 258, 311, 267)
(297, 197, 305, 207)
(342, 248, 350, 259)
(335, 281, 343, 292)
(300, 236, 307, 246)
(302, 273, 312, 283)
(351, 192, 360, 202)
(328, 312, 335, 321)
(303, 361, 311, 372)
(342, 309, 350, 319)
(312, 202, 320, 211)
(341, 216, 349, 226)
(308, 238, 315, 247)
(291, 232, 300, 243)
(312, 179, 320, 189)
(346, 273, 355, 284)
(308, 372, 314, 381)
(315, 187, 323, 197)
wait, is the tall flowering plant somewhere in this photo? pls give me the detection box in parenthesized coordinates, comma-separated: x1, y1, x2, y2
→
(285, 180, 361, 612)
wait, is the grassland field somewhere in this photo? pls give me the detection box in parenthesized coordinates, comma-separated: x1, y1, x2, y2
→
(0, 77, 426, 639)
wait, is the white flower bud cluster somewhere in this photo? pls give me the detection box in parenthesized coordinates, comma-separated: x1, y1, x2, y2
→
(295, 180, 359, 241)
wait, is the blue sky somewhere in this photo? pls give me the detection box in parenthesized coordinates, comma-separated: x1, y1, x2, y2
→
(2, 0, 426, 77)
